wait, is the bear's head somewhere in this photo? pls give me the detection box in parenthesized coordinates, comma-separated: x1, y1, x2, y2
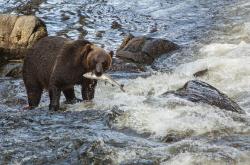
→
(80, 44, 113, 76)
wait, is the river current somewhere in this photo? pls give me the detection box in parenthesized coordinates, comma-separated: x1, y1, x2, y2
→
(0, 0, 250, 164)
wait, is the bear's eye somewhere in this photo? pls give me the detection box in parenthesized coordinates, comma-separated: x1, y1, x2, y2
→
(92, 60, 97, 66)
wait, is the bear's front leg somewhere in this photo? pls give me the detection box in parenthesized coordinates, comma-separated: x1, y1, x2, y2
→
(81, 78, 97, 101)
(49, 85, 61, 111)
(63, 87, 82, 104)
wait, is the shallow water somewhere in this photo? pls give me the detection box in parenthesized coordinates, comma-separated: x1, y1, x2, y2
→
(1, 0, 250, 164)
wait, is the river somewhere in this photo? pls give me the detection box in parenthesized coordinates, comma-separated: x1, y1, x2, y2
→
(0, 0, 250, 164)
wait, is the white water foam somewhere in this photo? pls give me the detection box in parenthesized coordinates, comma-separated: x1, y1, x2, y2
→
(71, 40, 250, 137)
(67, 27, 250, 165)
(163, 151, 250, 165)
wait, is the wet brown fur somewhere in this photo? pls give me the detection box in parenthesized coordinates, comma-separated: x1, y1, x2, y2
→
(23, 36, 112, 111)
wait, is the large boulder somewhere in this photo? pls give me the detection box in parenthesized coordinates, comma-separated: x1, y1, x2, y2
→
(116, 34, 179, 65)
(0, 14, 47, 66)
(161, 80, 245, 114)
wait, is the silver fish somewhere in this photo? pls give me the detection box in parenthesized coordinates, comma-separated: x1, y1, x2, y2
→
(83, 72, 125, 92)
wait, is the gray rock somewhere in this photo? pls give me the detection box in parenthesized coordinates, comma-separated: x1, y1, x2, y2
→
(120, 159, 158, 165)
(193, 69, 208, 77)
(161, 80, 245, 114)
(95, 31, 105, 38)
(0, 62, 23, 78)
(111, 21, 122, 29)
(109, 58, 145, 73)
(116, 34, 178, 65)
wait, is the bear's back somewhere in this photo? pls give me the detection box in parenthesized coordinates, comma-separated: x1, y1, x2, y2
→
(23, 36, 69, 88)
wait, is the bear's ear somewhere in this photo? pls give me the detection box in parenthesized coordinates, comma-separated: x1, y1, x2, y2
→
(75, 44, 92, 67)
(109, 50, 114, 58)
(81, 44, 92, 58)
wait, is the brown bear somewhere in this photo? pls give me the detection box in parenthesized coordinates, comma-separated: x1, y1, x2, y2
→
(23, 36, 113, 111)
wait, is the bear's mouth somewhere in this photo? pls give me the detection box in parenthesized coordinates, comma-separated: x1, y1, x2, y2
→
(95, 63, 103, 77)
(95, 71, 102, 77)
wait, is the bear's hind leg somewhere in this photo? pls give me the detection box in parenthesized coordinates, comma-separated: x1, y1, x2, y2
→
(63, 87, 82, 104)
(49, 86, 61, 111)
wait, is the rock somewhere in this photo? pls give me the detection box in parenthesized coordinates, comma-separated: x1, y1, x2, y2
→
(118, 33, 134, 51)
(109, 34, 146, 73)
(95, 31, 105, 38)
(111, 21, 122, 29)
(193, 69, 208, 77)
(0, 62, 23, 78)
(61, 13, 70, 21)
(0, 14, 47, 66)
(109, 58, 146, 73)
(161, 80, 245, 114)
(116, 34, 179, 65)
(15, 0, 45, 15)
(120, 159, 158, 165)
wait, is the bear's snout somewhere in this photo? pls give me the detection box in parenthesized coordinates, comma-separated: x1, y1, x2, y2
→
(95, 63, 103, 77)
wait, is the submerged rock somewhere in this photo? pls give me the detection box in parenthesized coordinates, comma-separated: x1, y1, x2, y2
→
(111, 21, 122, 29)
(193, 69, 208, 77)
(120, 159, 158, 165)
(161, 80, 245, 114)
(95, 31, 105, 38)
(0, 62, 23, 78)
(0, 14, 47, 66)
(109, 58, 146, 73)
(116, 34, 178, 65)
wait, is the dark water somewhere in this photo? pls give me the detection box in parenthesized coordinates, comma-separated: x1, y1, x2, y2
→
(1, 0, 250, 164)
